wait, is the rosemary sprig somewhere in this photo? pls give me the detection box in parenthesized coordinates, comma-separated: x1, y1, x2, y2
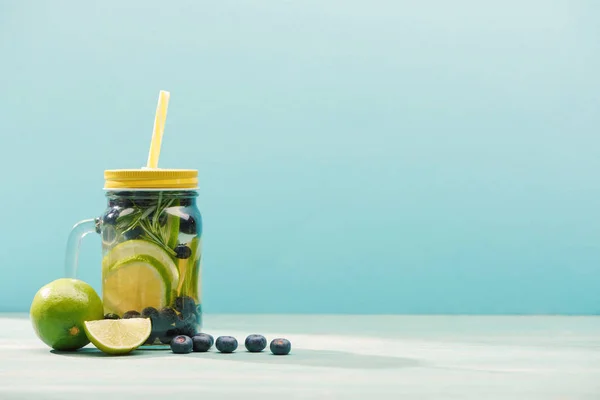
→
(113, 196, 177, 257)
(140, 219, 176, 256)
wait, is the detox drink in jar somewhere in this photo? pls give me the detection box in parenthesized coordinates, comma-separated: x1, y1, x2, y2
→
(100, 190, 202, 345)
(63, 91, 202, 348)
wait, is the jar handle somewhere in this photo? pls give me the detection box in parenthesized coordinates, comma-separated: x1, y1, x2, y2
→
(64, 218, 101, 278)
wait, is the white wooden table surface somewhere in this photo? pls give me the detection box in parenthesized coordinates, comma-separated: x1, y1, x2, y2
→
(0, 314, 598, 399)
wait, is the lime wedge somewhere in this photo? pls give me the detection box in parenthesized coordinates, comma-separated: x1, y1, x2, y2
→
(84, 319, 151, 355)
(103, 256, 172, 315)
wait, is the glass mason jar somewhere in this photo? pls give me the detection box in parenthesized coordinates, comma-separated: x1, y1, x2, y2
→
(65, 169, 202, 346)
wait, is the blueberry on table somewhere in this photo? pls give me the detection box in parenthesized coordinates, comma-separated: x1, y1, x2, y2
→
(104, 313, 120, 320)
(245, 334, 267, 353)
(270, 338, 291, 355)
(170, 335, 193, 354)
(215, 336, 238, 353)
(174, 296, 197, 316)
(204, 333, 214, 347)
(122, 310, 141, 319)
(174, 244, 192, 259)
(178, 214, 197, 235)
(192, 333, 213, 352)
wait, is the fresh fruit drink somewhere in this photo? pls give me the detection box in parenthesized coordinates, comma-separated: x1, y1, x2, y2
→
(61, 91, 205, 347)
(101, 189, 202, 345)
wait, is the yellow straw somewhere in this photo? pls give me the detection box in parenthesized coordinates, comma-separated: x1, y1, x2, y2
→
(146, 90, 171, 169)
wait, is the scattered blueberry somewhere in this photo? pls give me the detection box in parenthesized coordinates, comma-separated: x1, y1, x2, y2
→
(122, 310, 141, 319)
(270, 338, 291, 355)
(104, 313, 120, 320)
(245, 334, 267, 353)
(170, 335, 193, 354)
(215, 336, 238, 353)
(123, 226, 144, 240)
(174, 244, 192, 259)
(174, 296, 197, 316)
(179, 214, 197, 234)
(192, 333, 213, 352)
(158, 307, 178, 326)
(205, 333, 214, 347)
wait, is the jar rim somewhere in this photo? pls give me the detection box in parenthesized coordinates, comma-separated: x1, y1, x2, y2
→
(104, 169, 198, 190)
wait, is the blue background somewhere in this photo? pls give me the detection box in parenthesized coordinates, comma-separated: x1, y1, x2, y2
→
(1, 1, 599, 314)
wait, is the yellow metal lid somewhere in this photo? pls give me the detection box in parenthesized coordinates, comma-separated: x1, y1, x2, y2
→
(104, 169, 198, 190)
